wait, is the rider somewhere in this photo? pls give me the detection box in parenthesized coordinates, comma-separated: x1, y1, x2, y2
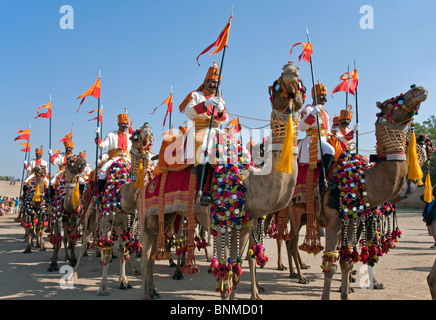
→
(94, 111, 132, 202)
(48, 139, 75, 199)
(179, 61, 228, 205)
(24, 146, 48, 184)
(298, 80, 335, 192)
(330, 105, 360, 152)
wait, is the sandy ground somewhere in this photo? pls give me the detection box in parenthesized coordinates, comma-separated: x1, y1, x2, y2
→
(0, 180, 435, 302)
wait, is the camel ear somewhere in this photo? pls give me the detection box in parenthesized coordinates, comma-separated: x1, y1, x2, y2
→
(376, 101, 393, 114)
(376, 101, 383, 110)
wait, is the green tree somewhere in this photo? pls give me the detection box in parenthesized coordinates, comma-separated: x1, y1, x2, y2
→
(414, 115, 436, 185)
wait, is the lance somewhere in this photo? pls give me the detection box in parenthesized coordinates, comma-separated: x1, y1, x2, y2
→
(197, 4, 234, 200)
(48, 94, 52, 199)
(346, 65, 349, 107)
(306, 27, 327, 188)
(94, 70, 101, 198)
(354, 60, 359, 154)
(169, 86, 173, 131)
(19, 124, 31, 201)
(100, 104, 103, 157)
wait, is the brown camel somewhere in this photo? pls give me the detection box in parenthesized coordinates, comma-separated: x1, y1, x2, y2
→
(20, 165, 48, 253)
(139, 62, 306, 300)
(73, 122, 154, 296)
(428, 258, 436, 299)
(47, 155, 87, 271)
(319, 85, 428, 300)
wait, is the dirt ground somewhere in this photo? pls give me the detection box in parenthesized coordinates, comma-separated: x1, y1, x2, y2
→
(0, 180, 435, 302)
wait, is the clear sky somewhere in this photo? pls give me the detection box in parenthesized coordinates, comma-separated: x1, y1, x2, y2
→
(1, 0, 435, 179)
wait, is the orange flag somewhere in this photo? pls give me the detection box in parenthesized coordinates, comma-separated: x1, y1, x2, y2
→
(87, 108, 103, 123)
(14, 128, 31, 141)
(60, 130, 73, 143)
(77, 77, 101, 112)
(289, 42, 313, 63)
(19, 142, 31, 152)
(349, 69, 359, 95)
(331, 72, 351, 95)
(226, 117, 241, 135)
(196, 15, 233, 66)
(34, 101, 52, 119)
(151, 93, 173, 128)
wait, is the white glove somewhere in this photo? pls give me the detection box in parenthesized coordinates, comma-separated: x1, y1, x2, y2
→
(353, 123, 360, 133)
(215, 102, 225, 113)
(310, 105, 322, 116)
(204, 97, 221, 108)
(23, 160, 28, 166)
(95, 127, 101, 135)
(48, 149, 53, 156)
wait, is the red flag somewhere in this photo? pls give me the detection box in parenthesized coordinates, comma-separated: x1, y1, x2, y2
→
(331, 72, 351, 95)
(87, 108, 103, 123)
(151, 93, 173, 128)
(226, 117, 241, 135)
(196, 15, 233, 66)
(50, 149, 60, 162)
(349, 69, 359, 95)
(289, 42, 313, 63)
(77, 77, 101, 112)
(60, 130, 73, 143)
(19, 142, 31, 152)
(34, 101, 52, 119)
(14, 128, 31, 141)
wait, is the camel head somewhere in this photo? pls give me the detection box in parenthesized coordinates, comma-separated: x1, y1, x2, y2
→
(32, 164, 47, 181)
(66, 155, 87, 176)
(376, 85, 428, 125)
(269, 62, 306, 114)
(131, 122, 154, 153)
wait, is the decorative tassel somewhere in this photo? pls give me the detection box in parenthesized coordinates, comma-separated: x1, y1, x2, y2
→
(276, 110, 294, 174)
(424, 173, 433, 203)
(407, 128, 423, 181)
(72, 183, 81, 207)
(33, 184, 41, 202)
(135, 160, 144, 189)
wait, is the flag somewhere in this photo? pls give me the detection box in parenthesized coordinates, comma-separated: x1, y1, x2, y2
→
(77, 77, 101, 112)
(34, 101, 52, 119)
(331, 72, 351, 95)
(349, 69, 359, 95)
(19, 142, 31, 152)
(289, 42, 313, 63)
(50, 149, 60, 163)
(60, 130, 73, 143)
(14, 128, 31, 141)
(226, 117, 241, 135)
(87, 108, 103, 123)
(151, 93, 173, 128)
(196, 15, 233, 66)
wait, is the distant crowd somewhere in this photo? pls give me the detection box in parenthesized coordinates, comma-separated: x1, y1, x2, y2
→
(0, 196, 20, 216)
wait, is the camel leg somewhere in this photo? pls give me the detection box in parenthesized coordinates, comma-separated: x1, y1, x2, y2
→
(114, 218, 132, 290)
(97, 248, 111, 296)
(320, 209, 342, 300)
(69, 218, 78, 267)
(48, 221, 62, 272)
(427, 258, 436, 300)
(73, 224, 93, 279)
(38, 225, 46, 251)
(62, 220, 70, 262)
(276, 239, 287, 271)
(141, 215, 160, 299)
(23, 227, 32, 253)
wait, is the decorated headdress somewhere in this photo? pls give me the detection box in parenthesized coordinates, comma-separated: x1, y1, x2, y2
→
(332, 114, 339, 126)
(117, 108, 130, 124)
(79, 150, 86, 159)
(311, 79, 327, 98)
(63, 139, 74, 149)
(35, 145, 43, 155)
(339, 105, 353, 121)
(205, 61, 220, 81)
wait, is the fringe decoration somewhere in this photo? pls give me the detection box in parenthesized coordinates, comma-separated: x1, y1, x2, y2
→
(275, 110, 294, 174)
(407, 129, 423, 181)
(180, 171, 200, 274)
(276, 207, 292, 241)
(152, 171, 172, 260)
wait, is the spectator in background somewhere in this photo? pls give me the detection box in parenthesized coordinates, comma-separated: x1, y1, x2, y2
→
(422, 185, 436, 249)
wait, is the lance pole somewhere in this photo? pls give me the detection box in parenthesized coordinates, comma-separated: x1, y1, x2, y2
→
(306, 27, 327, 187)
(354, 60, 359, 154)
(19, 124, 31, 201)
(48, 94, 52, 199)
(94, 70, 101, 198)
(197, 6, 234, 199)
(169, 85, 173, 131)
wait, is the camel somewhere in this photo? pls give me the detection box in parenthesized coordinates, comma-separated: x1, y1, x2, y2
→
(428, 259, 436, 299)
(20, 164, 48, 253)
(73, 122, 154, 296)
(319, 85, 428, 300)
(47, 155, 87, 271)
(139, 62, 306, 300)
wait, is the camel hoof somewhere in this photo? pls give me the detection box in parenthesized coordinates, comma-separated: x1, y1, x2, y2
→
(119, 283, 132, 290)
(374, 282, 385, 290)
(300, 264, 310, 270)
(23, 248, 31, 254)
(298, 278, 310, 284)
(277, 265, 287, 271)
(289, 272, 298, 279)
(173, 270, 184, 280)
(97, 290, 110, 296)
(47, 264, 59, 272)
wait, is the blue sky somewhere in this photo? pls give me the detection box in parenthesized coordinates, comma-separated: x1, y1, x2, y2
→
(1, 0, 435, 179)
